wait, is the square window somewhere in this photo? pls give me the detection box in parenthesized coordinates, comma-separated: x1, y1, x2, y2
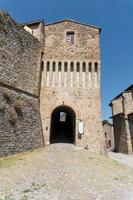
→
(66, 31, 75, 44)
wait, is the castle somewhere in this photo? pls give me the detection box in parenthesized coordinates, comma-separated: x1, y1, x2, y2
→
(0, 12, 104, 156)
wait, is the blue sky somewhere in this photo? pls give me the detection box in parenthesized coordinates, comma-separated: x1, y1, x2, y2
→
(0, 0, 133, 119)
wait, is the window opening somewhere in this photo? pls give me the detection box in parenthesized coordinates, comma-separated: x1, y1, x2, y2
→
(77, 62, 80, 72)
(53, 62, 55, 71)
(60, 112, 66, 122)
(47, 61, 50, 71)
(58, 62, 61, 71)
(66, 31, 75, 44)
(64, 62, 68, 72)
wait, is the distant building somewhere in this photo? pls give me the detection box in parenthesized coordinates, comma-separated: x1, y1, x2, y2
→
(110, 85, 133, 154)
(103, 120, 114, 149)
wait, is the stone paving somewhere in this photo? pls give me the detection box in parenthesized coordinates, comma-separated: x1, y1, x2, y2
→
(108, 150, 133, 168)
(0, 144, 133, 200)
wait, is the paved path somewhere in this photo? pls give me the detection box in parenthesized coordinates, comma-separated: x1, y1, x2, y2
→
(108, 150, 133, 168)
(0, 144, 133, 200)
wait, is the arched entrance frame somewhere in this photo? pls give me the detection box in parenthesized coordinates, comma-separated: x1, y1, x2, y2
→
(50, 105, 76, 144)
(43, 104, 82, 145)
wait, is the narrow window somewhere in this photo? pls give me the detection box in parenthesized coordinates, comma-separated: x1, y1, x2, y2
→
(70, 62, 74, 71)
(58, 62, 61, 71)
(89, 62, 92, 72)
(53, 62, 55, 71)
(47, 61, 50, 71)
(77, 62, 80, 72)
(83, 62, 86, 72)
(66, 31, 75, 44)
(64, 62, 68, 72)
(95, 62, 98, 72)
(41, 61, 44, 71)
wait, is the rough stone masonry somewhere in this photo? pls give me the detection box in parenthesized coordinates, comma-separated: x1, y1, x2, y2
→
(0, 11, 105, 156)
(0, 12, 44, 156)
(110, 85, 133, 154)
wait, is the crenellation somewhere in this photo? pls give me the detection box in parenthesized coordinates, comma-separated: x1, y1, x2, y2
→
(42, 60, 100, 88)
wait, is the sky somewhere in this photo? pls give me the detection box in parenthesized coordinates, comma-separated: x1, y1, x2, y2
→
(0, 0, 133, 119)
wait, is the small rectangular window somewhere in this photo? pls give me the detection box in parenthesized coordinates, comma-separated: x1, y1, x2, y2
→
(60, 112, 66, 122)
(66, 31, 75, 44)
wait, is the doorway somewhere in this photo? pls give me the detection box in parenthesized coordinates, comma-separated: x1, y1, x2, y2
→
(50, 106, 76, 144)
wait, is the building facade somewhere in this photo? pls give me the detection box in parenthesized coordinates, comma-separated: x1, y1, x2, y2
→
(103, 120, 114, 149)
(110, 85, 133, 154)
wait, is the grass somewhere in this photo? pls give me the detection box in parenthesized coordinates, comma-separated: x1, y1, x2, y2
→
(22, 182, 40, 194)
(0, 195, 15, 200)
(0, 147, 43, 168)
(0, 146, 133, 199)
(0, 154, 24, 168)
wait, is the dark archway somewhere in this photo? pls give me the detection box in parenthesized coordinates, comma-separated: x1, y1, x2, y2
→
(50, 106, 76, 144)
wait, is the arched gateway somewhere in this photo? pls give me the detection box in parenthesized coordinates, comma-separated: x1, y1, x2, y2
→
(50, 106, 76, 144)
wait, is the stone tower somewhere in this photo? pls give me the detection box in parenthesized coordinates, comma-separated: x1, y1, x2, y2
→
(40, 19, 104, 154)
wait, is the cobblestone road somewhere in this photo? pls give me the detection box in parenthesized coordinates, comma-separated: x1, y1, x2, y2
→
(0, 144, 133, 200)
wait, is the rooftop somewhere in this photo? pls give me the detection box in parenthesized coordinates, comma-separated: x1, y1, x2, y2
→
(45, 19, 101, 32)
(21, 19, 44, 27)
(21, 18, 101, 32)
(109, 84, 133, 106)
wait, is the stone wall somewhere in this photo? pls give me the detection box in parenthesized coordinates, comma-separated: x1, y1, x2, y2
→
(44, 20, 100, 60)
(110, 87, 133, 154)
(113, 115, 127, 153)
(0, 12, 44, 156)
(112, 92, 133, 116)
(103, 121, 114, 149)
(23, 21, 44, 44)
(0, 12, 43, 96)
(40, 87, 104, 153)
(112, 97, 123, 116)
(0, 85, 44, 156)
(124, 92, 133, 115)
